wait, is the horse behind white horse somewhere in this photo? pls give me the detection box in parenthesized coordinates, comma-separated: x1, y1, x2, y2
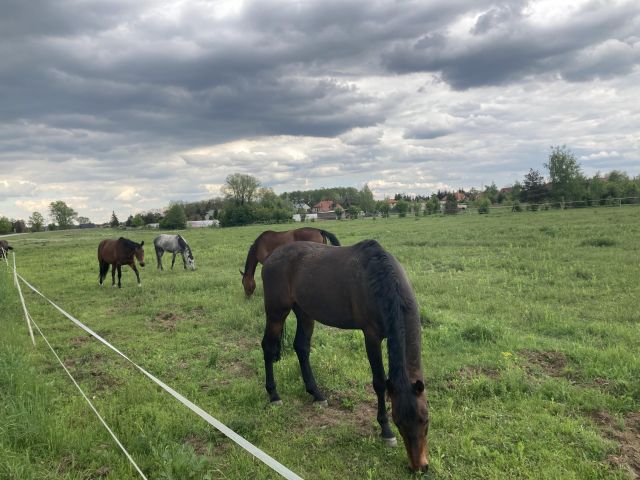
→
(153, 234, 195, 271)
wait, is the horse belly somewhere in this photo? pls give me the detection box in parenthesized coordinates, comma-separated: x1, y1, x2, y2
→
(292, 287, 362, 330)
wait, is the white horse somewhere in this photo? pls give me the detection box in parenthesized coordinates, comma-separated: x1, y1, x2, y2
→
(153, 234, 195, 271)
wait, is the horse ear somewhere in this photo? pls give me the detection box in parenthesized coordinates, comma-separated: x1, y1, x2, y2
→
(386, 379, 394, 395)
(412, 380, 425, 395)
(140, 240, 144, 246)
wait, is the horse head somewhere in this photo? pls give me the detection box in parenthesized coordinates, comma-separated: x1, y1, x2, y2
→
(386, 379, 429, 472)
(240, 270, 256, 296)
(135, 240, 145, 267)
(187, 250, 196, 270)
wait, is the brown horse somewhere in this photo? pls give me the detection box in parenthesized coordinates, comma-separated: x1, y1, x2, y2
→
(0, 240, 13, 259)
(260, 239, 429, 472)
(98, 237, 145, 288)
(240, 227, 340, 296)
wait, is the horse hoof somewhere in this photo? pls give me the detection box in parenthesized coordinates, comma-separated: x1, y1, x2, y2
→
(270, 399, 283, 406)
(314, 399, 328, 407)
(382, 436, 397, 447)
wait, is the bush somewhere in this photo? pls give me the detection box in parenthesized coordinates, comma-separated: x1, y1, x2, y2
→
(160, 204, 187, 229)
(477, 198, 490, 214)
(511, 201, 522, 212)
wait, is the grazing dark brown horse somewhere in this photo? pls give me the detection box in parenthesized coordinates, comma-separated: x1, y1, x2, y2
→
(241, 227, 340, 296)
(97, 238, 145, 288)
(260, 239, 429, 472)
(0, 240, 13, 259)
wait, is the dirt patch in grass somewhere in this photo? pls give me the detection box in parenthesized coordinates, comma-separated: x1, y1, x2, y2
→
(301, 398, 376, 438)
(590, 410, 640, 477)
(459, 365, 501, 380)
(184, 434, 211, 456)
(69, 335, 90, 347)
(151, 311, 182, 331)
(519, 350, 568, 377)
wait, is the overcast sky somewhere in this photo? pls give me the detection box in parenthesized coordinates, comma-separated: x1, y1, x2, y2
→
(1, 0, 639, 223)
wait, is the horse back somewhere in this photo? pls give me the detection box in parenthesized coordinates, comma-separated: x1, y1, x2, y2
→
(262, 242, 380, 330)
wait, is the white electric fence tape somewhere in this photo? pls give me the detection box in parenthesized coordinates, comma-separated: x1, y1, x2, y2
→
(25, 308, 148, 479)
(12, 252, 36, 345)
(15, 271, 304, 480)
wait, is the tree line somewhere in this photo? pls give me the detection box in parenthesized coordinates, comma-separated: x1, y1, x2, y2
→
(2, 146, 639, 233)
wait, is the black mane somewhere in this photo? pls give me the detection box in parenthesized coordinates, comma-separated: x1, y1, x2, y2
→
(118, 237, 141, 251)
(356, 239, 411, 389)
(243, 242, 258, 275)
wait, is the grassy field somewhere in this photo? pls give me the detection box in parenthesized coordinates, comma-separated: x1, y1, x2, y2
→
(1, 207, 639, 479)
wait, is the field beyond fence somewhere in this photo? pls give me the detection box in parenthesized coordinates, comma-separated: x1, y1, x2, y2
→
(1, 207, 639, 479)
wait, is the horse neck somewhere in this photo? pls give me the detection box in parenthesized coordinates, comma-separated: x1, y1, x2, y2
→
(387, 304, 423, 386)
(243, 243, 259, 277)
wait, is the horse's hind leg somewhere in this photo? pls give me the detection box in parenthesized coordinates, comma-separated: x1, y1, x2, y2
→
(261, 306, 290, 404)
(156, 248, 164, 270)
(364, 332, 397, 446)
(292, 305, 326, 404)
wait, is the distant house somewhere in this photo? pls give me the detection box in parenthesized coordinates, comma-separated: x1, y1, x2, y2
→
(147, 223, 160, 229)
(293, 202, 311, 212)
(454, 191, 466, 202)
(311, 200, 343, 220)
(188, 219, 220, 228)
(312, 200, 343, 213)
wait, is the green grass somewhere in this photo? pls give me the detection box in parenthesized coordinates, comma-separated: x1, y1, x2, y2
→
(1, 207, 639, 479)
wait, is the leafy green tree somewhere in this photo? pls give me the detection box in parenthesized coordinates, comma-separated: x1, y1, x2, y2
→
(395, 199, 409, 217)
(334, 206, 344, 219)
(160, 203, 187, 229)
(359, 184, 376, 214)
(346, 205, 361, 219)
(28, 211, 45, 232)
(11, 220, 27, 233)
(132, 214, 145, 228)
(521, 168, 546, 209)
(444, 193, 458, 214)
(412, 202, 422, 217)
(483, 182, 499, 204)
(221, 204, 256, 226)
(77, 216, 91, 225)
(477, 198, 490, 214)
(222, 173, 261, 205)
(49, 201, 77, 229)
(545, 146, 584, 202)
(110, 211, 120, 228)
(377, 201, 390, 218)
(0, 216, 12, 234)
(426, 195, 441, 215)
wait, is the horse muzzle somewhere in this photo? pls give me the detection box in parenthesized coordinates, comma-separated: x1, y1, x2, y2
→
(139, 262, 146, 267)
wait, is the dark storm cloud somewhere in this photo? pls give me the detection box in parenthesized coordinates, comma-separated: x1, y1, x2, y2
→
(382, 1, 640, 89)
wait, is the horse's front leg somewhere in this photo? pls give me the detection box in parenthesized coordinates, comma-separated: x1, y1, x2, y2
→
(111, 264, 116, 287)
(261, 307, 290, 404)
(117, 265, 122, 288)
(131, 263, 141, 287)
(364, 332, 397, 446)
(171, 252, 176, 270)
(292, 305, 326, 404)
(181, 252, 187, 269)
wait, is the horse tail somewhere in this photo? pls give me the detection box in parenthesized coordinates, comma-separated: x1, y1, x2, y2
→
(319, 229, 341, 246)
(98, 260, 109, 282)
(360, 240, 411, 389)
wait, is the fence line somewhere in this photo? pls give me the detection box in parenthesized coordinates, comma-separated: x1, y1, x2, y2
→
(19, 300, 148, 478)
(12, 252, 35, 345)
(12, 265, 303, 480)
